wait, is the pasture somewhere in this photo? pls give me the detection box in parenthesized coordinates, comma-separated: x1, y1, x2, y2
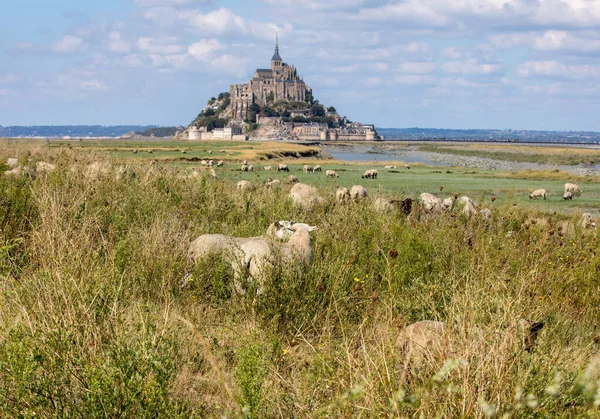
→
(1, 139, 600, 417)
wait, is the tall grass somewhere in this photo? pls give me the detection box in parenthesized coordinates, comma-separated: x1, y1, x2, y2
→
(1, 146, 600, 417)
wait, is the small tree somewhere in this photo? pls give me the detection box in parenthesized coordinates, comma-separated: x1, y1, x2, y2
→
(327, 106, 336, 113)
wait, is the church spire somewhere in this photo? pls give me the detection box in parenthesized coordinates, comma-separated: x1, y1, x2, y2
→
(271, 31, 282, 62)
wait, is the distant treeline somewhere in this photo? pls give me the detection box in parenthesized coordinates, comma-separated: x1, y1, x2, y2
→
(0, 125, 159, 138)
(134, 127, 178, 137)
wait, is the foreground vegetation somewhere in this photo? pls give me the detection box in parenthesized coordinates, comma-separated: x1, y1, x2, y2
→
(1, 142, 600, 417)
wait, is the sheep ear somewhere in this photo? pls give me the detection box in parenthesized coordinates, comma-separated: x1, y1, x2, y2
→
(307, 226, 318, 232)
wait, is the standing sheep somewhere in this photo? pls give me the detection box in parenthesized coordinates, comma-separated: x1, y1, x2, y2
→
(336, 187, 351, 203)
(420, 193, 443, 213)
(326, 170, 339, 178)
(201, 160, 208, 166)
(582, 213, 596, 229)
(350, 185, 368, 201)
(529, 189, 547, 200)
(236, 180, 255, 192)
(277, 164, 289, 172)
(460, 196, 477, 218)
(217, 160, 224, 167)
(303, 165, 313, 174)
(209, 168, 217, 179)
(362, 169, 378, 179)
(313, 165, 322, 172)
(264, 165, 272, 171)
(208, 160, 214, 167)
(290, 183, 324, 210)
(565, 183, 581, 197)
(248, 165, 254, 172)
(241, 164, 249, 172)
(288, 175, 299, 183)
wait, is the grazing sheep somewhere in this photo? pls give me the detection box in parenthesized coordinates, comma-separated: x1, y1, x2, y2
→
(374, 197, 395, 213)
(236, 180, 255, 192)
(563, 191, 573, 200)
(420, 193, 443, 213)
(248, 165, 254, 171)
(441, 196, 456, 211)
(582, 213, 596, 229)
(208, 150, 213, 154)
(241, 164, 249, 172)
(529, 189, 547, 200)
(188, 221, 317, 294)
(277, 164, 289, 172)
(217, 160, 224, 167)
(404, 165, 411, 170)
(325, 170, 339, 178)
(350, 185, 368, 201)
(362, 169, 378, 179)
(208, 160, 214, 167)
(565, 183, 581, 196)
(400, 198, 414, 215)
(265, 178, 281, 188)
(201, 160, 208, 166)
(480, 208, 492, 220)
(132, 149, 138, 154)
(303, 165, 313, 174)
(336, 187, 351, 203)
(460, 196, 477, 218)
(264, 165, 272, 171)
(36, 162, 56, 174)
(209, 168, 217, 179)
(6, 158, 18, 169)
(290, 183, 324, 210)
(313, 165, 322, 172)
(219, 149, 226, 153)
(242, 160, 248, 165)
(288, 175, 299, 183)
(384, 165, 397, 169)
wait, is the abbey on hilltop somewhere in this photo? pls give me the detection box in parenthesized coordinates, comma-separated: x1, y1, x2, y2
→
(179, 36, 381, 141)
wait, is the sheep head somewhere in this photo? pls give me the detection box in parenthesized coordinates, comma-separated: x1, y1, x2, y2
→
(290, 223, 317, 232)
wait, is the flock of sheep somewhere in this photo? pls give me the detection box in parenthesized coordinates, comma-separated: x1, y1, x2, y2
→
(529, 182, 582, 201)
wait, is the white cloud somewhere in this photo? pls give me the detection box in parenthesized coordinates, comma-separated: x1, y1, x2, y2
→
(534, 30, 600, 52)
(135, 0, 208, 6)
(0, 73, 21, 84)
(393, 74, 435, 85)
(137, 37, 185, 55)
(109, 32, 130, 54)
(442, 59, 502, 75)
(122, 54, 145, 67)
(0, 89, 8, 96)
(187, 39, 224, 61)
(399, 62, 437, 74)
(52, 35, 88, 54)
(518, 60, 600, 78)
(259, 0, 366, 10)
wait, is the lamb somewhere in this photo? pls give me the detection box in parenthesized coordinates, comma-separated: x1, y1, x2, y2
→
(350, 185, 368, 201)
(303, 165, 313, 174)
(290, 183, 324, 210)
(313, 165, 322, 172)
(563, 191, 573, 200)
(277, 164, 289, 172)
(582, 213, 596, 229)
(362, 169, 378, 179)
(264, 165, 272, 171)
(236, 180, 255, 192)
(288, 175, 299, 183)
(529, 189, 547, 200)
(248, 165, 254, 172)
(420, 193, 443, 213)
(265, 178, 280, 188)
(241, 164, 249, 172)
(188, 221, 317, 294)
(565, 183, 581, 197)
(336, 187, 351, 203)
(326, 170, 339, 178)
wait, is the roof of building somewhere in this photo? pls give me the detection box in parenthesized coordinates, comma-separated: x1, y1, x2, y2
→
(271, 33, 282, 61)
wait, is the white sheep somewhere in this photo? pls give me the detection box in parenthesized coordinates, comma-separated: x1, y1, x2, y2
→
(313, 165, 322, 172)
(362, 169, 378, 179)
(236, 180, 255, 192)
(350, 185, 368, 201)
(201, 160, 208, 166)
(242, 160, 248, 165)
(217, 160, 224, 167)
(303, 165, 313, 174)
(563, 191, 573, 200)
(529, 189, 547, 200)
(248, 165, 254, 171)
(188, 221, 317, 294)
(288, 175, 299, 183)
(565, 183, 581, 197)
(441, 196, 456, 211)
(265, 178, 280, 188)
(208, 160, 214, 167)
(480, 208, 492, 220)
(35, 162, 56, 174)
(384, 165, 397, 169)
(420, 193, 443, 213)
(326, 170, 339, 178)
(209, 168, 217, 179)
(277, 164, 289, 172)
(460, 196, 477, 218)
(241, 164, 249, 172)
(336, 187, 351, 203)
(582, 213, 596, 229)
(264, 165, 272, 171)
(290, 183, 324, 210)
(6, 158, 18, 169)
(374, 197, 395, 213)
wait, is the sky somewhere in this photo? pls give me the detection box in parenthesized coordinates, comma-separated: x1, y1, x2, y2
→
(1, 0, 600, 130)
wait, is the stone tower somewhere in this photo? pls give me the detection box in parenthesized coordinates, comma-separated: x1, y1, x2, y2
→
(271, 33, 282, 73)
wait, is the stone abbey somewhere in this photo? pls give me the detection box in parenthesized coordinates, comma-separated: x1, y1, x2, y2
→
(230, 35, 310, 121)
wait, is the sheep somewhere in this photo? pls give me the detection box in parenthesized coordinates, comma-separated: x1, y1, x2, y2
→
(236, 180, 255, 192)
(288, 175, 299, 183)
(208, 150, 213, 154)
(248, 165, 254, 172)
(277, 164, 289, 172)
(374, 197, 395, 213)
(188, 221, 317, 294)
(209, 168, 217, 179)
(217, 160, 224, 167)
(350, 185, 368, 201)
(529, 189, 547, 200)
(303, 165, 313, 174)
(336, 187, 351, 203)
(582, 213, 596, 229)
(313, 165, 322, 172)
(200, 160, 208, 166)
(441, 196, 456, 211)
(208, 160, 214, 167)
(242, 160, 248, 165)
(480, 208, 492, 220)
(265, 178, 280, 188)
(459, 196, 477, 218)
(290, 183, 324, 210)
(400, 198, 414, 215)
(420, 193, 443, 213)
(115, 165, 136, 181)
(326, 170, 339, 178)
(362, 169, 378, 179)
(241, 164, 249, 172)
(264, 165, 272, 171)
(384, 165, 397, 169)
(36, 162, 56, 174)
(6, 158, 18, 169)
(132, 149, 138, 154)
(563, 191, 573, 200)
(565, 183, 581, 196)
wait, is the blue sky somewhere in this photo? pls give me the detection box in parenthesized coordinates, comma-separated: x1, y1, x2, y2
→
(1, 0, 600, 130)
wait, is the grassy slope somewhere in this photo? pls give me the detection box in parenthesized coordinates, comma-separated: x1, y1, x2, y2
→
(1, 140, 600, 416)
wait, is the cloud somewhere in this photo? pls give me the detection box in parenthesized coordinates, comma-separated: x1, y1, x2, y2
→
(109, 32, 130, 54)
(399, 62, 437, 74)
(393, 74, 435, 85)
(52, 35, 88, 54)
(533, 30, 600, 52)
(259, 0, 367, 10)
(517, 60, 600, 78)
(135, 0, 209, 6)
(0, 73, 22, 84)
(137, 36, 185, 55)
(187, 39, 224, 61)
(442, 59, 502, 75)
